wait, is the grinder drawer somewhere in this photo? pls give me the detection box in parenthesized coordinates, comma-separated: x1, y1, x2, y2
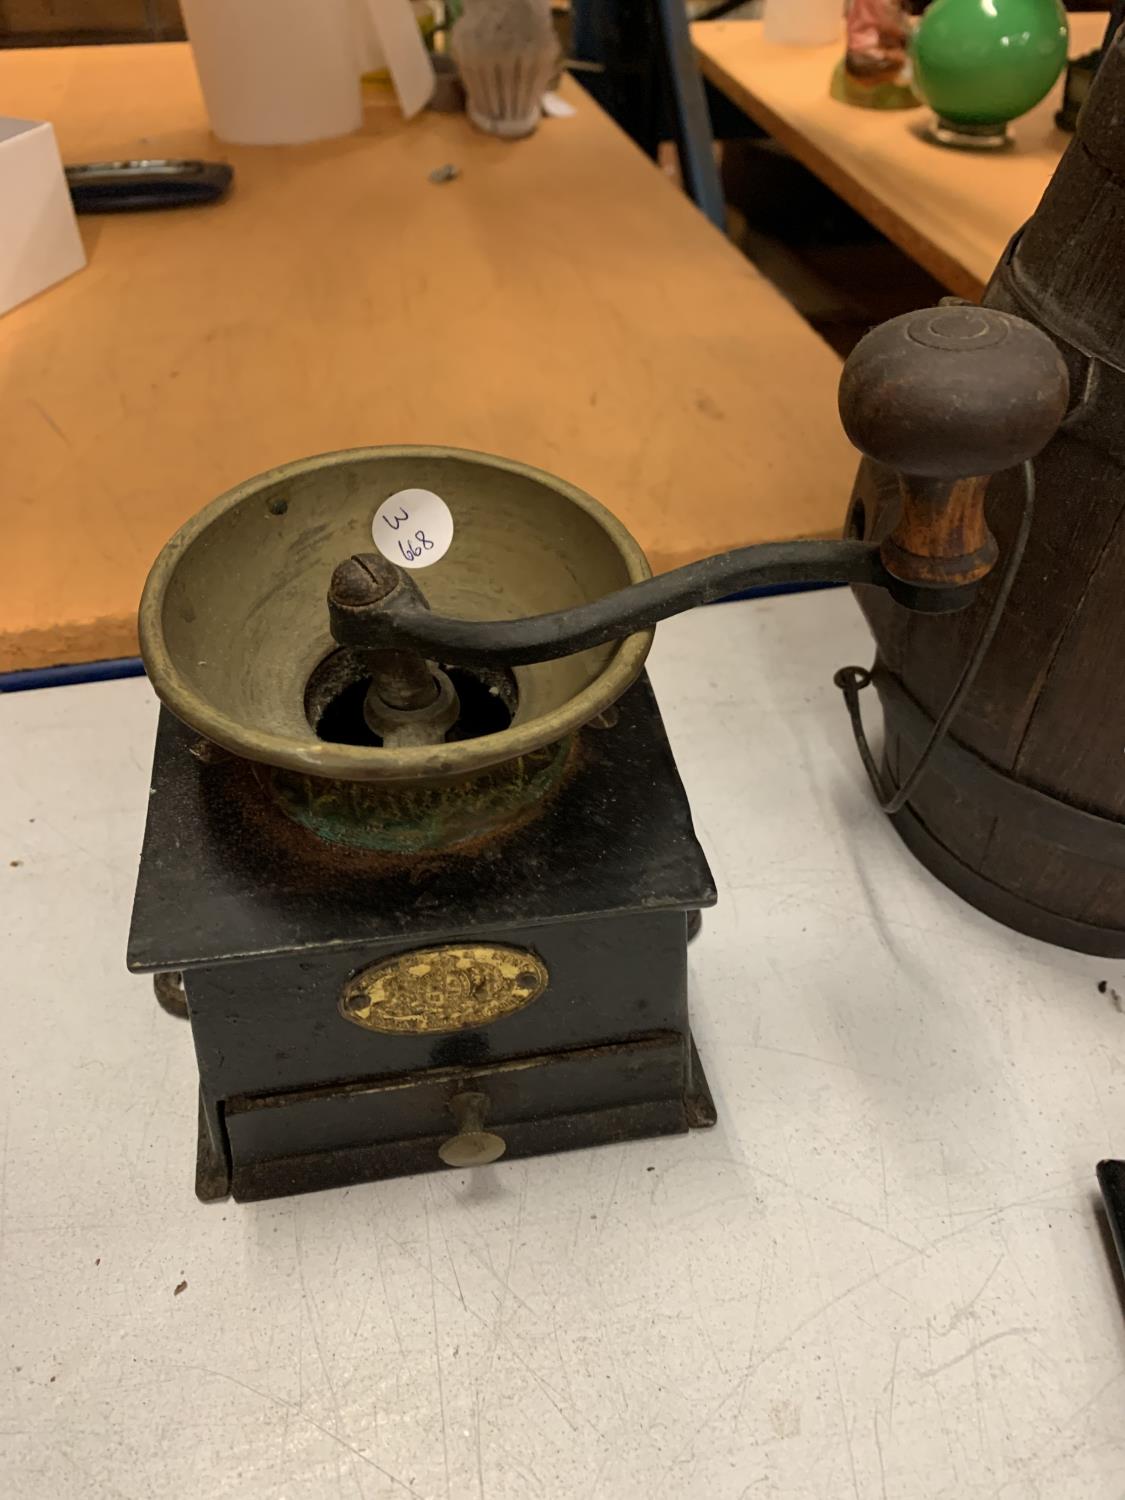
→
(224, 1031, 704, 1201)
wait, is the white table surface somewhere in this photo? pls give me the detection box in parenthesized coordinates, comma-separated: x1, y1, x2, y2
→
(2, 590, 1124, 1500)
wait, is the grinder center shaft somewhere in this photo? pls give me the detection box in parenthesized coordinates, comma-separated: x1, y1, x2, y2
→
(327, 554, 460, 748)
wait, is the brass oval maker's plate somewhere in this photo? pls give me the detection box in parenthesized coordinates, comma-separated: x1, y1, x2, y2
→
(340, 945, 549, 1035)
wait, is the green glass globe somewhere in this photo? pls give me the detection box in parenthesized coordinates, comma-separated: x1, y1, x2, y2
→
(912, 0, 1069, 144)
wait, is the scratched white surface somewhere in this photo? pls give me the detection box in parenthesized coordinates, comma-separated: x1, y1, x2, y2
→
(2, 590, 1124, 1500)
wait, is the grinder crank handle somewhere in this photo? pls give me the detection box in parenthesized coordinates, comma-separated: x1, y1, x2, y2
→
(329, 306, 1069, 670)
(837, 303, 1069, 610)
(329, 537, 897, 667)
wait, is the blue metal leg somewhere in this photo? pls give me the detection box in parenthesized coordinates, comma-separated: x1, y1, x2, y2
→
(650, 0, 725, 227)
(570, 0, 724, 226)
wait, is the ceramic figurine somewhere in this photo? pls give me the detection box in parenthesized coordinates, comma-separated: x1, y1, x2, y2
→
(912, 0, 1069, 148)
(831, 0, 921, 109)
(451, 0, 560, 139)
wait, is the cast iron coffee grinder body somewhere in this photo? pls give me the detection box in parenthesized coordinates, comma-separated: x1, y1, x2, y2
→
(128, 307, 1068, 1201)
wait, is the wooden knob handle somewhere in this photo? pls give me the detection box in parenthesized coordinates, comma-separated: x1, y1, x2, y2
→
(882, 474, 997, 589)
(838, 305, 1068, 594)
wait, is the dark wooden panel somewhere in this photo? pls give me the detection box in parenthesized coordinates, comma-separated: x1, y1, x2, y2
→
(148, 0, 183, 35)
(900, 748, 998, 874)
(851, 0, 1125, 963)
(979, 825, 1125, 932)
(1016, 505, 1125, 817)
(889, 437, 1120, 772)
(0, 0, 183, 45)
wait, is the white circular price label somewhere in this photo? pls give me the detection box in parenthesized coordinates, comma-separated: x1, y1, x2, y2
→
(372, 488, 454, 570)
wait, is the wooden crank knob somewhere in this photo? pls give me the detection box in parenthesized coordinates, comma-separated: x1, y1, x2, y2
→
(837, 305, 1069, 602)
(838, 304, 1069, 479)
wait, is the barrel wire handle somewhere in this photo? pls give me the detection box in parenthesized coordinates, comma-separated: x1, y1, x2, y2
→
(834, 459, 1035, 816)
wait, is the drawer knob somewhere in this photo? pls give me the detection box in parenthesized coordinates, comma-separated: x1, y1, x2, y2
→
(438, 1091, 506, 1168)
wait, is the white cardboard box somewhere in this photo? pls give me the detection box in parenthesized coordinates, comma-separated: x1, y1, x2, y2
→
(0, 116, 86, 317)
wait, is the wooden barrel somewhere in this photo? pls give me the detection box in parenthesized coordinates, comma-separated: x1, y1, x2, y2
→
(849, 28, 1125, 955)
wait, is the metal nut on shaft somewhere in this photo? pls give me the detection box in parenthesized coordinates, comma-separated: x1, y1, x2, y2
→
(327, 553, 447, 725)
(328, 554, 400, 609)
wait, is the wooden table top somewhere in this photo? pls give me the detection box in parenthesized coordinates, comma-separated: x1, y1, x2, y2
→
(693, 13, 1106, 302)
(0, 43, 854, 673)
